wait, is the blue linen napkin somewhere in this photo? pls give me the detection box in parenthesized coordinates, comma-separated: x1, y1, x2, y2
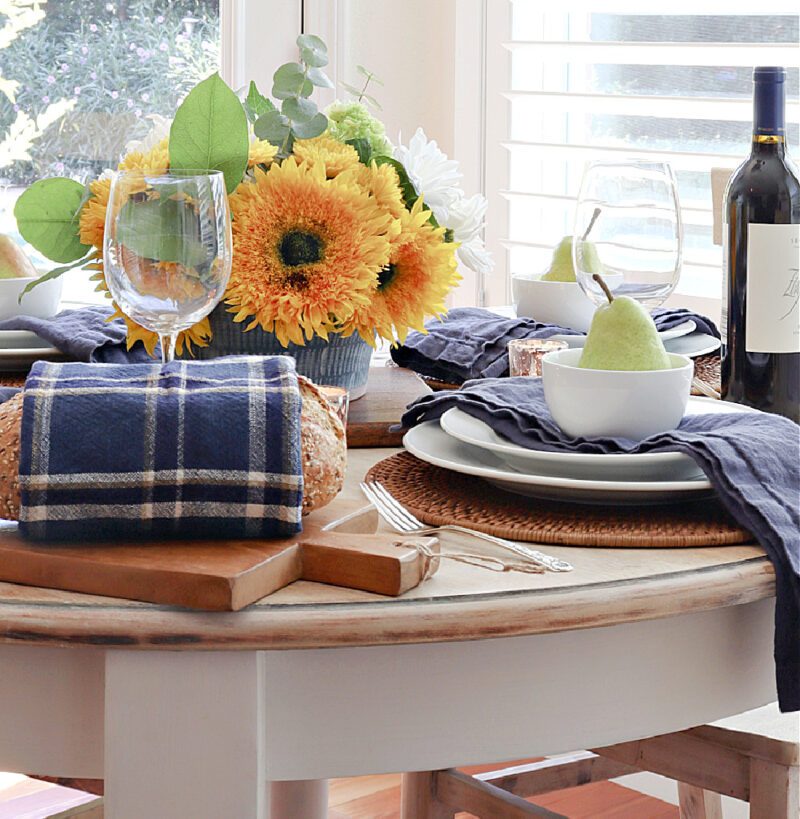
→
(390, 307, 719, 384)
(0, 305, 155, 363)
(16, 355, 303, 542)
(400, 378, 800, 712)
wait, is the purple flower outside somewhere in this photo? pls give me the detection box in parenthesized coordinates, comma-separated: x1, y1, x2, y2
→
(89, 23, 97, 32)
(46, 75, 55, 84)
(42, 95, 49, 103)
(111, 91, 119, 99)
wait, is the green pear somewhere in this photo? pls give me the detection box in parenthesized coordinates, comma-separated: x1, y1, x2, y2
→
(0, 233, 37, 279)
(540, 236, 577, 281)
(578, 274, 671, 371)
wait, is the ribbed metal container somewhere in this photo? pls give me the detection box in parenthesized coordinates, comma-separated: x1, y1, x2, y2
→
(196, 305, 373, 398)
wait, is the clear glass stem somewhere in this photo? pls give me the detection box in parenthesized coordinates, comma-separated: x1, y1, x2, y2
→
(159, 333, 178, 364)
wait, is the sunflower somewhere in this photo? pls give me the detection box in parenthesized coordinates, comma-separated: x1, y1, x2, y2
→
(353, 161, 406, 219)
(226, 158, 395, 346)
(292, 135, 361, 178)
(343, 198, 461, 344)
(248, 138, 279, 167)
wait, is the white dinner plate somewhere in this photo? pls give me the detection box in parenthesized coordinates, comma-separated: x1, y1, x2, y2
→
(0, 330, 66, 371)
(550, 319, 696, 349)
(403, 421, 715, 505)
(439, 398, 754, 482)
(663, 332, 722, 358)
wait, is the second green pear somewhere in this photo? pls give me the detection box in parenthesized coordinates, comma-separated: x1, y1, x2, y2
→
(578, 284, 671, 372)
(541, 236, 606, 282)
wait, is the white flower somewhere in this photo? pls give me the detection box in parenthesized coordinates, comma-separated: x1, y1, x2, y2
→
(394, 127, 461, 212)
(435, 192, 493, 276)
(124, 114, 172, 156)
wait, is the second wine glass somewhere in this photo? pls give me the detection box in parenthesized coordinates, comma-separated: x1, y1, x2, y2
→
(103, 168, 233, 362)
(572, 160, 683, 310)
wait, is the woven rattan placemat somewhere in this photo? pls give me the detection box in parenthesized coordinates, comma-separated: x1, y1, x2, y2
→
(366, 451, 751, 548)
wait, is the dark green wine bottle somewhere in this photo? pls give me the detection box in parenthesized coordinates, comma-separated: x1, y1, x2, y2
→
(721, 66, 800, 423)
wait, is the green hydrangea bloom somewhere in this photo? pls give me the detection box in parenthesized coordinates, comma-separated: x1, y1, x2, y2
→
(325, 100, 393, 158)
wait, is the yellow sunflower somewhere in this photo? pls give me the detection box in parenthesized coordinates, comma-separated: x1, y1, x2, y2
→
(248, 138, 279, 167)
(292, 135, 361, 178)
(226, 158, 395, 347)
(353, 161, 406, 219)
(343, 198, 461, 344)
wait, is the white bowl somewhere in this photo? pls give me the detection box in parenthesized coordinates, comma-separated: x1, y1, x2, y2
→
(0, 274, 62, 321)
(511, 273, 597, 332)
(541, 347, 693, 441)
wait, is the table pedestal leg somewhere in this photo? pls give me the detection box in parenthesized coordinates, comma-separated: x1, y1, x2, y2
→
(104, 651, 269, 819)
(269, 779, 329, 817)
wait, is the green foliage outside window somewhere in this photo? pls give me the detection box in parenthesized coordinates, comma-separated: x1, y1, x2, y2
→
(0, 0, 220, 185)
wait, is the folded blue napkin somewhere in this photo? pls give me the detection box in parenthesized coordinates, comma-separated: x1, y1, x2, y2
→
(0, 305, 154, 362)
(16, 355, 303, 542)
(390, 307, 719, 384)
(400, 378, 800, 712)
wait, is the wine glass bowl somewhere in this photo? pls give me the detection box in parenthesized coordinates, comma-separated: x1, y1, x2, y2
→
(572, 161, 683, 310)
(103, 168, 233, 362)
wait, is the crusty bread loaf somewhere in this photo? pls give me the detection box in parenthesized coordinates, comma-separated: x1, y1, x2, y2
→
(297, 375, 346, 514)
(0, 377, 346, 522)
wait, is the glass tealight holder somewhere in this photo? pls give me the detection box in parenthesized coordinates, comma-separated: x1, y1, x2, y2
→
(318, 385, 350, 428)
(508, 339, 568, 377)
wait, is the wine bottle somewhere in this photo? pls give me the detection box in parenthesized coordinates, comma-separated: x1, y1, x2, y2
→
(721, 66, 800, 423)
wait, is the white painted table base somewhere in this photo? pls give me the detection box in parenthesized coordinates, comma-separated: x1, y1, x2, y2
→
(0, 598, 775, 818)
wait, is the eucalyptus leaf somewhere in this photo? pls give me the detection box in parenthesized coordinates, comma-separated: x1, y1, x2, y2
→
(291, 112, 327, 140)
(340, 81, 362, 98)
(254, 109, 291, 144)
(244, 80, 275, 123)
(17, 254, 94, 302)
(115, 198, 210, 267)
(362, 93, 383, 111)
(282, 96, 317, 123)
(273, 78, 313, 100)
(297, 34, 327, 53)
(307, 66, 334, 88)
(299, 47, 328, 68)
(169, 73, 249, 195)
(14, 178, 92, 263)
(345, 138, 371, 165)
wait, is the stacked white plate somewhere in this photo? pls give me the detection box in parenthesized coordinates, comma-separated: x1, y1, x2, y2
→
(403, 398, 753, 506)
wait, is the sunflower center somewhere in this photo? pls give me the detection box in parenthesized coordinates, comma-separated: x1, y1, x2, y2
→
(279, 230, 323, 267)
(377, 263, 398, 292)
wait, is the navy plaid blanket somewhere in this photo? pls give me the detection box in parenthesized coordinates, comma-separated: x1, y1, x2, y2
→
(17, 356, 303, 542)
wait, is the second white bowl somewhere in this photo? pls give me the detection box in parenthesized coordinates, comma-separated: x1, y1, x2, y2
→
(541, 347, 693, 441)
(511, 273, 597, 332)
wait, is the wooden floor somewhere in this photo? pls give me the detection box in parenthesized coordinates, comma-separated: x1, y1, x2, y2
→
(328, 766, 679, 818)
(1, 767, 679, 818)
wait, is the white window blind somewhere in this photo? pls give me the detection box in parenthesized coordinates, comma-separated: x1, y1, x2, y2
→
(491, 5, 800, 304)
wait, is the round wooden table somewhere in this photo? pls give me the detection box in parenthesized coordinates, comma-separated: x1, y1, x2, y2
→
(0, 448, 777, 818)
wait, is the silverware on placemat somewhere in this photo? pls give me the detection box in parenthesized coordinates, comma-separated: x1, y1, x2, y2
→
(361, 480, 573, 573)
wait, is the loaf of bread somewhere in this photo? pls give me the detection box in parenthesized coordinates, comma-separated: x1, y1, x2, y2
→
(0, 376, 346, 522)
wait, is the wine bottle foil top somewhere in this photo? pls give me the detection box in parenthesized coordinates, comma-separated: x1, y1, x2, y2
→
(753, 66, 786, 83)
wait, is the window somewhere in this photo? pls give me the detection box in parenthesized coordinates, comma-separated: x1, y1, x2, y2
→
(488, 4, 800, 307)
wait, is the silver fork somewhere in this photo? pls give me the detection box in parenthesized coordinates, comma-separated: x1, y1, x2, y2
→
(360, 481, 573, 573)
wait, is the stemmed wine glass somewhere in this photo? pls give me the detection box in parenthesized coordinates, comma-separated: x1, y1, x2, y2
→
(103, 168, 233, 362)
(572, 160, 683, 310)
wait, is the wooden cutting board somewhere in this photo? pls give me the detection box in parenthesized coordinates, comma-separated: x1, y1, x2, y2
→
(0, 516, 439, 611)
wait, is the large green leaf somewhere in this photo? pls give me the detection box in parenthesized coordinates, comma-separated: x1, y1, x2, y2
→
(14, 178, 92, 263)
(115, 198, 210, 268)
(346, 138, 371, 165)
(373, 157, 441, 228)
(169, 73, 249, 195)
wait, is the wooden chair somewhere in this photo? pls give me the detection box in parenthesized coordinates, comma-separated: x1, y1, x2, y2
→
(402, 703, 799, 818)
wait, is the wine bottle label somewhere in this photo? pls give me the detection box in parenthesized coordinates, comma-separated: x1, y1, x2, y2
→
(746, 223, 800, 353)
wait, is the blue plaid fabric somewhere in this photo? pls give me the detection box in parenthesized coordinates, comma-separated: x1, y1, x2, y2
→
(17, 356, 304, 542)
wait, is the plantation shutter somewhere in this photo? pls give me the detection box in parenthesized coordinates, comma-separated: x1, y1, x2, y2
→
(490, 5, 800, 305)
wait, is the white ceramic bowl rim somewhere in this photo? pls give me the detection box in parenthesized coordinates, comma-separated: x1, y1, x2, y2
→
(542, 347, 692, 374)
